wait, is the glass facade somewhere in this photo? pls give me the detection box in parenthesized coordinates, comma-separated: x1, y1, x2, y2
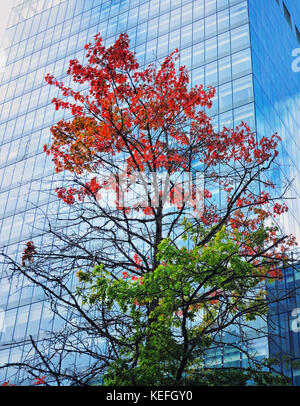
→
(248, 0, 300, 385)
(0, 0, 298, 384)
(248, 0, 300, 244)
(267, 263, 300, 385)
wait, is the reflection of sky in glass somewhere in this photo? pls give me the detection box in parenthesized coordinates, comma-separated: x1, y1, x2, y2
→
(274, 95, 300, 244)
(0, 49, 6, 73)
(0, 0, 256, 383)
(249, 0, 300, 241)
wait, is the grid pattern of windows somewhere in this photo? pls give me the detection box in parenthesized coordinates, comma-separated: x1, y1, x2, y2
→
(0, 0, 256, 383)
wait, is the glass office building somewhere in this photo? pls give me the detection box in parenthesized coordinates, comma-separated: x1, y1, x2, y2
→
(205, 0, 300, 384)
(0, 0, 299, 384)
(266, 263, 300, 385)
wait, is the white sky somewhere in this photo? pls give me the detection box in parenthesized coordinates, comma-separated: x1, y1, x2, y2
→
(0, 0, 15, 47)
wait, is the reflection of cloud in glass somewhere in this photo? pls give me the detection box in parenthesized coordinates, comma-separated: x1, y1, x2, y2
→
(272, 95, 300, 244)
(0, 0, 14, 47)
(12, 0, 66, 23)
(0, 308, 5, 332)
(0, 48, 6, 73)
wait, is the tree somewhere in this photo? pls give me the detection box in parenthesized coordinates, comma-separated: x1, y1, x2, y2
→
(1, 33, 298, 386)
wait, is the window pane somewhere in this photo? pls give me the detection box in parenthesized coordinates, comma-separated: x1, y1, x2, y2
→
(205, 14, 217, 39)
(205, 37, 217, 63)
(218, 56, 231, 84)
(14, 305, 30, 340)
(192, 42, 205, 68)
(234, 103, 256, 130)
(218, 31, 230, 58)
(181, 24, 193, 48)
(232, 48, 252, 79)
(231, 24, 250, 53)
(219, 82, 232, 112)
(217, 9, 229, 33)
(205, 61, 218, 87)
(194, 0, 205, 20)
(230, 2, 248, 28)
(233, 75, 254, 108)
